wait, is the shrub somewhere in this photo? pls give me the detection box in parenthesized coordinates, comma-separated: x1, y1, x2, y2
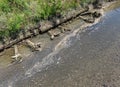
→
(7, 14, 24, 39)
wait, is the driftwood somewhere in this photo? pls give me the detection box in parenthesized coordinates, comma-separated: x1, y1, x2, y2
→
(25, 40, 41, 51)
(59, 26, 71, 33)
(12, 45, 22, 62)
(79, 10, 101, 23)
(80, 11, 93, 16)
(80, 17, 95, 23)
(48, 30, 61, 40)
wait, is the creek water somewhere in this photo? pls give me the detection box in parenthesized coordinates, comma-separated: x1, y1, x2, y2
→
(0, 1, 120, 87)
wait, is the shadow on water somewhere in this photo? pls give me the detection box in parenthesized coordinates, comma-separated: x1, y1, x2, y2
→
(1, 2, 120, 87)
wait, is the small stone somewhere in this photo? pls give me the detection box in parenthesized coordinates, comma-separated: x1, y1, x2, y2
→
(56, 19, 60, 24)
(50, 35, 54, 40)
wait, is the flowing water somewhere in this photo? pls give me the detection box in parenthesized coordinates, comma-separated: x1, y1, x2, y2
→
(0, 2, 120, 87)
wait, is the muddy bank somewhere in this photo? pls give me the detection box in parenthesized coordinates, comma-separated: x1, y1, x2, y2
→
(0, 1, 120, 87)
(0, 0, 115, 53)
(0, 1, 117, 69)
(14, 3, 120, 87)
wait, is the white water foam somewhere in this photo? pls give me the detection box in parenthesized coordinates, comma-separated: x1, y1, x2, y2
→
(24, 11, 105, 78)
(25, 27, 81, 78)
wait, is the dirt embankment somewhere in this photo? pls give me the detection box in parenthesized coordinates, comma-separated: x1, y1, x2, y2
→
(0, 0, 117, 68)
(0, 0, 116, 53)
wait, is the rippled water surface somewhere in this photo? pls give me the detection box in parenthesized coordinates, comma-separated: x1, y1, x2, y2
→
(0, 2, 120, 87)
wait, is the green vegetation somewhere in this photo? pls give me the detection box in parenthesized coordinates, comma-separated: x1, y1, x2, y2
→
(0, 0, 94, 41)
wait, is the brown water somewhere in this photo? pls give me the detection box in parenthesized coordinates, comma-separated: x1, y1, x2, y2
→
(0, 2, 120, 87)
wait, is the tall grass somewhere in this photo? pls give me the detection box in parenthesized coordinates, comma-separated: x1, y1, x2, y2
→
(0, 0, 92, 41)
